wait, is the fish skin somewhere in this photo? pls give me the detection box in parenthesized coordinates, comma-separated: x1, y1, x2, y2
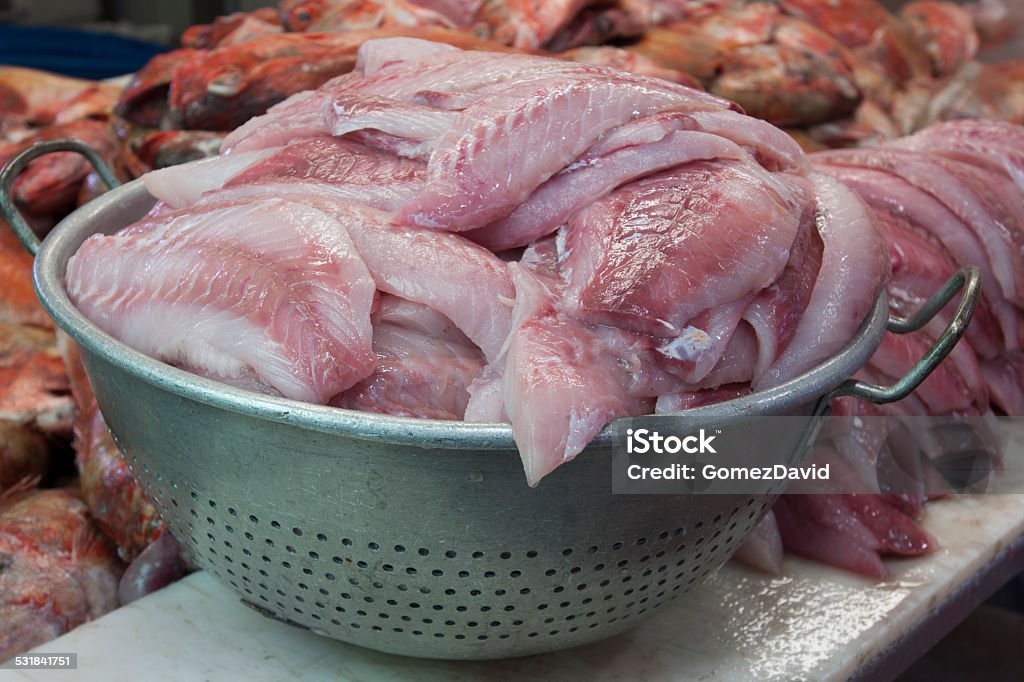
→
(0, 486, 124, 660)
(0, 323, 73, 433)
(0, 224, 51, 329)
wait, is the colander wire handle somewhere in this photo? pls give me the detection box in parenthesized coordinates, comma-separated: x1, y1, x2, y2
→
(827, 266, 981, 405)
(0, 138, 121, 256)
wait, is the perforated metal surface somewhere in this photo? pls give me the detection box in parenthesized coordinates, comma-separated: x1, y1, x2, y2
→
(127, 442, 772, 659)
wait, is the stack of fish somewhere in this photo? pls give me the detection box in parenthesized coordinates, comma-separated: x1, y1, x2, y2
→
(67, 39, 889, 486)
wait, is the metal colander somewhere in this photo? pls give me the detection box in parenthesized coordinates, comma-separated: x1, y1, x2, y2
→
(0, 141, 980, 659)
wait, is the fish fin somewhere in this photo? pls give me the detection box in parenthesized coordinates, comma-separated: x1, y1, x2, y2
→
(0, 475, 42, 507)
(71, 523, 108, 560)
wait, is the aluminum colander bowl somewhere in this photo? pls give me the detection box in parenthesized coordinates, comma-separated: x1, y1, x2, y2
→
(1, 141, 980, 659)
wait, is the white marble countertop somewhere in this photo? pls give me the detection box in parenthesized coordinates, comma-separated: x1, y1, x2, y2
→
(10, 492, 1024, 682)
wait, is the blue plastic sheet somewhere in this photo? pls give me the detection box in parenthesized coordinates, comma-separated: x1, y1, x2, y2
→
(0, 24, 168, 80)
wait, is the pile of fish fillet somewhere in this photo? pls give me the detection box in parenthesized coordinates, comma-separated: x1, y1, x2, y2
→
(65, 39, 1024, 579)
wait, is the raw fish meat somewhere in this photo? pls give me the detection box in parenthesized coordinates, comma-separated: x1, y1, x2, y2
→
(333, 296, 484, 419)
(66, 200, 376, 403)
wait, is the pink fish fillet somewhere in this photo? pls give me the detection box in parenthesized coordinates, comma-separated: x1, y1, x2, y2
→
(141, 148, 277, 208)
(354, 36, 459, 75)
(694, 322, 759, 389)
(871, 201, 1003, 360)
(396, 75, 727, 230)
(815, 161, 1022, 351)
(982, 352, 1024, 415)
(888, 119, 1024, 193)
(222, 89, 336, 153)
(195, 187, 514, 361)
(562, 161, 807, 335)
(684, 110, 810, 172)
(654, 384, 751, 413)
(221, 135, 426, 209)
(774, 491, 935, 580)
(502, 264, 652, 485)
(814, 147, 1024, 306)
(332, 296, 483, 419)
(757, 172, 889, 389)
(326, 91, 458, 145)
(868, 318, 987, 414)
(742, 206, 823, 383)
(344, 47, 728, 107)
(66, 199, 377, 403)
(465, 126, 750, 251)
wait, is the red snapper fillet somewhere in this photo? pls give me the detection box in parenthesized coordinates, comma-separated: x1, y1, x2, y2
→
(815, 161, 1022, 351)
(194, 187, 514, 361)
(65, 199, 377, 403)
(464, 118, 751, 250)
(502, 265, 652, 485)
(757, 173, 889, 389)
(561, 161, 807, 335)
(815, 147, 1024, 307)
(396, 75, 727, 230)
(332, 296, 484, 419)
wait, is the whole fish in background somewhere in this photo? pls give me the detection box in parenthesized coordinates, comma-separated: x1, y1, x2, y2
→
(0, 483, 123, 660)
(0, 322, 73, 434)
(0, 67, 119, 130)
(58, 335, 187, 603)
(0, 423, 50, 493)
